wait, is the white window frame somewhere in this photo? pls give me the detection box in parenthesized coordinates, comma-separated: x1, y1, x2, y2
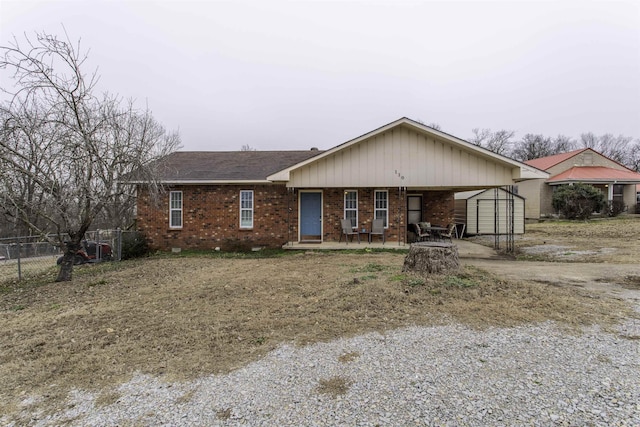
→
(240, 190, 254, 229)
(374, 190, 389, 228)
(169, 191, 183, 229)
(344, 190, 358, 229)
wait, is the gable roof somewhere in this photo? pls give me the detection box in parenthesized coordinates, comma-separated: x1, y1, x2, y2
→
(146, 150, 324, 183)
(136, 117, 548, 186)
(547, 166, 640, 184)
(524, 148, 589, 170)
(267, 117, 548, 182)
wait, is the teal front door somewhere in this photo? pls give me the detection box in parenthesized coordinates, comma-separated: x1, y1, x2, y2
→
(300, 192, 322, 241)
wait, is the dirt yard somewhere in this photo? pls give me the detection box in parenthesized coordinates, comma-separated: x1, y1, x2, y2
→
(515, 216, 640, 263)
(466, 216, 640, 299)
(1, 216, 639, 420)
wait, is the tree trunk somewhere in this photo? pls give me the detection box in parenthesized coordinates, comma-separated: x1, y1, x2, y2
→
(55, 240, 81, 282)
(402, 242, 459, 275)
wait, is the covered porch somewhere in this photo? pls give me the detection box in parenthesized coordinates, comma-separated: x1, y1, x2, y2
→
(270, 118, 549, 249)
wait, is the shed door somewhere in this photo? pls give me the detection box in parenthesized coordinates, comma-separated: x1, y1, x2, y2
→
(300, 192, 322, 241)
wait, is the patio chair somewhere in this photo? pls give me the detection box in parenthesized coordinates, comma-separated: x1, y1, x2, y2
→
(339, 219, 360, 244)
(440, 223, 457, 242)
(412, 223, 430, 242)
(369, 218, 385, 244)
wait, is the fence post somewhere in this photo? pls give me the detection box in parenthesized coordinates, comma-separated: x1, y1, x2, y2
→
(117, 228, 122, 261)
(96, 229, 102, 261)
(16, 237, 22, 281)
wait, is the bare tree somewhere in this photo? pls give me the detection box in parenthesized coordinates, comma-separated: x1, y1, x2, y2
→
(580, 132, 633, 165)
(552, 134, 576, 153)
(469, 128, 515, 156)
(486, 129, 515, 156)
(0, 31, 180, 281)
(510, 133, 579, 162)
(471, 126, 635, 168)
(511, 134, 554, 161)
(469, 128, 491, 147)
(628, 140, 640, 172)
(241, 144, 256, 151)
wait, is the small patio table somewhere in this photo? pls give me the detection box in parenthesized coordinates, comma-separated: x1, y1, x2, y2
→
(424, 226, 448, 241)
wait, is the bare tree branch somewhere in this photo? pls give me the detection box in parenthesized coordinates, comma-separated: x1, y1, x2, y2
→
(0, 30, 180, 281)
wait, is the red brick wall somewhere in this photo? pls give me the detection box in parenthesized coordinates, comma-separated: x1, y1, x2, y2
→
(423, 190, 456, 227)
(137, 185, 455, 250)
(136, 184, 297, 250)
(322, 188, 407, 243)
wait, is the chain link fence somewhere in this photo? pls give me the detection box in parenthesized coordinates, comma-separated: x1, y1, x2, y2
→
(0, 229, 141, 283)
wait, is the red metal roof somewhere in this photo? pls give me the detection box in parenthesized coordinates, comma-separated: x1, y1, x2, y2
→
(524, 148, 588, 170)
(548, 166, 640, 183)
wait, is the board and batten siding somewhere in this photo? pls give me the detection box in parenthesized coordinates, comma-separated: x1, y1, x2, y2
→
(287, 126, 516, 188)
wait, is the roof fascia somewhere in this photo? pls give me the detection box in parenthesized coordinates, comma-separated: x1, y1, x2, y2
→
(129, 180, 275, 185)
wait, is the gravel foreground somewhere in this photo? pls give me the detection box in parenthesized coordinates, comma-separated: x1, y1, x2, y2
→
(9, 313, 640, 427)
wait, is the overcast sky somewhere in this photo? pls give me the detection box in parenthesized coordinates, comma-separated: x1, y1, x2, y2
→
(2, 0, 639, 151)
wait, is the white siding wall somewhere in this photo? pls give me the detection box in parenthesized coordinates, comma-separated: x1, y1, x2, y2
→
(288, 126, 516, 188)
(462, 189, 525, 234)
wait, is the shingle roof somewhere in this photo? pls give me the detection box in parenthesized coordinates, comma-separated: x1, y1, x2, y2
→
(153, 150, 325, 182)
(548, 166, 640, 183)
(524, 148, 588, 170)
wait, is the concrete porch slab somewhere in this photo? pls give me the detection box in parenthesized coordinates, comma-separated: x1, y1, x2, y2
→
(283, 239, 502, 259)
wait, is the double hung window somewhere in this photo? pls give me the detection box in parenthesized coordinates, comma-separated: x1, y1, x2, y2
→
(240, 190, 254, 228)
(169, 191, 183, 228)
(374, 190, 388, 228)
(344, 190, 358, 228)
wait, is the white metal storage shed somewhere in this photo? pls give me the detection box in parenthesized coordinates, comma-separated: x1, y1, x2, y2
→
(454, 188, 525, 235)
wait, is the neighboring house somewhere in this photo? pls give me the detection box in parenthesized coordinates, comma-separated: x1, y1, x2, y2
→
(454, 188, 525, 235)
(133, 118, 547, 250)
(519, 148, 640, 219)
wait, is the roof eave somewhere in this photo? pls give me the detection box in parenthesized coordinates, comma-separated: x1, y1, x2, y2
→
(513, 166, 549, 181)
(130, 179, 275, 185)
(548, 179, 640, 185)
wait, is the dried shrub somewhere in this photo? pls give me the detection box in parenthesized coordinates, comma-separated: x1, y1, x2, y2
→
(120, 231, 149, 260)
(606, 200, 626, 217)
(317, 376, 352, 398)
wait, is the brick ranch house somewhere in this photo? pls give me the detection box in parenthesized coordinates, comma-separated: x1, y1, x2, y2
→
(133, 118, 547, 250)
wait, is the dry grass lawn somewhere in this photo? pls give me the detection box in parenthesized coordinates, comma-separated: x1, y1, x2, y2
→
(1, 216, 639, 419)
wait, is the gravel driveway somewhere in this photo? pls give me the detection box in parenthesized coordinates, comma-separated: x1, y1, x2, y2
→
(11, 258, 640, 427)
(25, 319, 640, 426)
